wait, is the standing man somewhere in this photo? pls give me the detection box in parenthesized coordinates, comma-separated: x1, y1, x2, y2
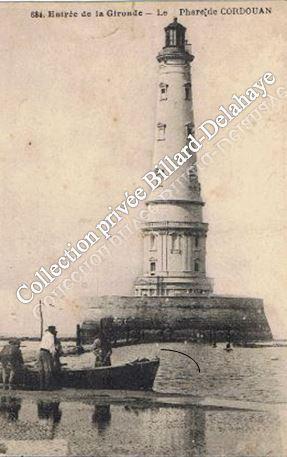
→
(53, 336, 63, 387)
(92, 334, 112, 367)
(38, 326, 57, 390)
(92, 319, 112, 368)
(0, 338, 24, 390)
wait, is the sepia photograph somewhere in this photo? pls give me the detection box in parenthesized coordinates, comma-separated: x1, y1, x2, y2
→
(0, 1, 286, 455)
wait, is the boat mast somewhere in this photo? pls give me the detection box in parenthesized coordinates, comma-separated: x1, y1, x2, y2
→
(39, 299, 43, 339)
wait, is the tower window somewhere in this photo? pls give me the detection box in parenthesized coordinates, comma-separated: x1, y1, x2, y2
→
(157, 123, 166, 141)
(195, 236, 199, 248)
(159, 83, 168, 101)
(194, 259, 200, 272)
(150, 262, 156, 275)
(150, 233, 157, 251)
(185, 122, 193, 136)
(184, 83, 191, 100)
(189, 167, 197, 180)
(171, 234, 181, 252)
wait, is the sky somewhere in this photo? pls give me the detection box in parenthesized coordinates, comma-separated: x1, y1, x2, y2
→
(0, 2, 286, 337)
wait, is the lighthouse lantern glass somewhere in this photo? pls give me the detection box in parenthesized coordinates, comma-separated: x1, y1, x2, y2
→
(165, 20, 186, 48)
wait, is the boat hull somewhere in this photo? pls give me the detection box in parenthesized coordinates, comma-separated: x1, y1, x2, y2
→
(1, 358, 160, 391)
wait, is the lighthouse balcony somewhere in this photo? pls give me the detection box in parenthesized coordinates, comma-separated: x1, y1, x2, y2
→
(142, 220, 208, 232)
(157, 47, 194, 64)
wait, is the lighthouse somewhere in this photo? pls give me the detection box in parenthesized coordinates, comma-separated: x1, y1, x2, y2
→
(134, 18, 213, 297)
(82, 18, 272, 343)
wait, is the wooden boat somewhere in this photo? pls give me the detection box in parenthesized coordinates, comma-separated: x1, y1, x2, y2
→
(1, 358, 160, 391)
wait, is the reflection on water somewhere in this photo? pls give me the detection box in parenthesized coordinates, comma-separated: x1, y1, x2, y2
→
(0, 395, 284, 456)
(37, 401, 62, 440)
(0, 396, 21, 421)
(37, 401, 62, 424)
(91, 404, 111, 433)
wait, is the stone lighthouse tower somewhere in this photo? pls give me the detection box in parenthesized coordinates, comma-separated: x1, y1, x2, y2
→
(134, 18, 213, 297)
(82, 18, 272, 343)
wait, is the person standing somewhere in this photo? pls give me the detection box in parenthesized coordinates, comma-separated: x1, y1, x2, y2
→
(75, 324, 84, 354)
(100, 335, 112, 367)
(92, 333, 112, 367)
(0, 338, 24, 390)
(38, 326, 57, 390)
(53, 336, 63, 386)
(92, 336, 103, 368)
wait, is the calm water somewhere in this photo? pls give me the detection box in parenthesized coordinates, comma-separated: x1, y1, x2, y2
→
(0, 341, 286, 456)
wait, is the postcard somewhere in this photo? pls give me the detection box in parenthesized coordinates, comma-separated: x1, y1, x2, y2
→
(0, 1, 286, 456)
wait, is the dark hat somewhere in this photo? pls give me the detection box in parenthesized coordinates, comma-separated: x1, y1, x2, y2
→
(47, 325, 57, 333)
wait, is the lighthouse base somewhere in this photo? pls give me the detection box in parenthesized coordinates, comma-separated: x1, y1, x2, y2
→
(81, 295, 272, 344)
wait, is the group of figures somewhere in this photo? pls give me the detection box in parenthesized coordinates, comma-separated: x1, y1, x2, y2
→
(0, 396, 112, 435)
(0, 320, 112, 390)
(0, 338, 24, 390)
(0, 326, 63, 390)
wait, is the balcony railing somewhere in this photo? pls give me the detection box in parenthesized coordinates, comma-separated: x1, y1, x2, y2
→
(143, 221, 208, 229)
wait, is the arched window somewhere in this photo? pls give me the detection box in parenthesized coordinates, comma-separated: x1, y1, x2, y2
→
(194, 259, 200, 272)
(195, 236, 199, 248)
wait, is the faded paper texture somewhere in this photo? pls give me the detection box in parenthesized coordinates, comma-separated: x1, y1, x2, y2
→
(0, 1, 286, 456)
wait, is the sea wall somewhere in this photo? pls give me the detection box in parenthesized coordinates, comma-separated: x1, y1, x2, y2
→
(81, 295, 272, 344)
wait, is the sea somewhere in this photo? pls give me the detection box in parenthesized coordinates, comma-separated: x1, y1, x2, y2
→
(0, 340, 286, 456)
